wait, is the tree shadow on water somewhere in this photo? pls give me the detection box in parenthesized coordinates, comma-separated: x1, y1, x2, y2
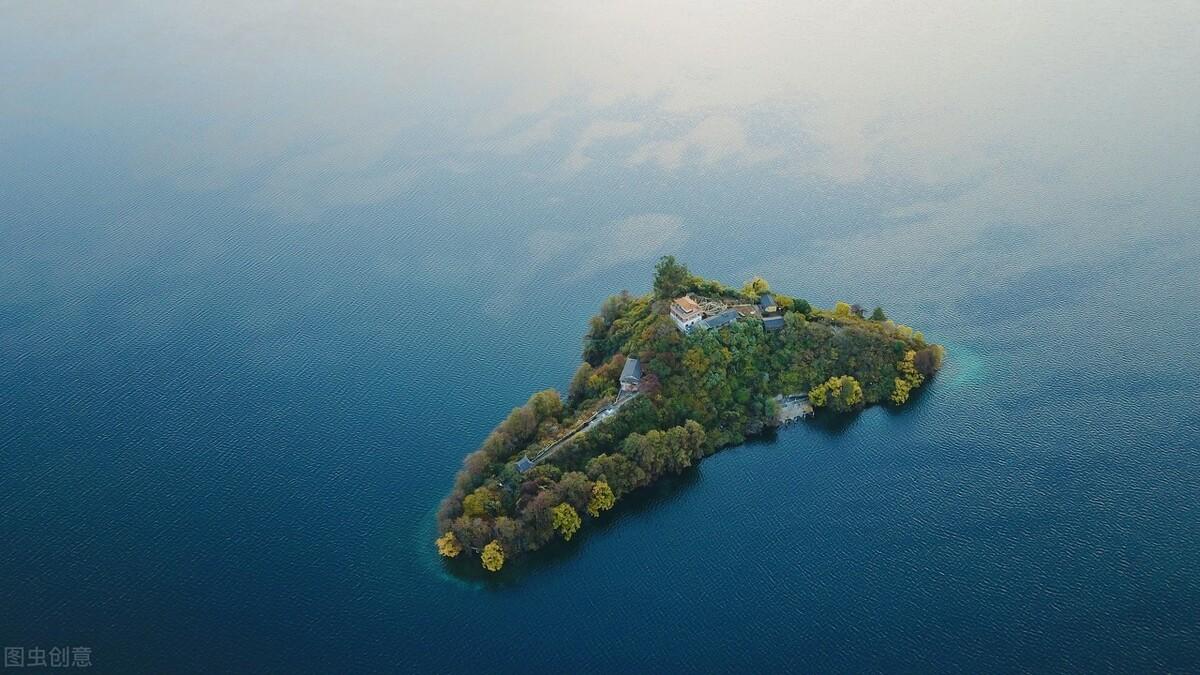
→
(803, 409, 862, 436)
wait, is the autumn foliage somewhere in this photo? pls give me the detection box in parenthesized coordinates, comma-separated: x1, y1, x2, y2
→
(436, 258, 942, 571)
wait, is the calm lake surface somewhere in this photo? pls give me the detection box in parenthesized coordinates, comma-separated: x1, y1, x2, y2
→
(2, 4, 1199, 673)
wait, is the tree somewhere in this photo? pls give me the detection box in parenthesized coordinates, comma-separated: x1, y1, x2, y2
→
(809, 375, 864, 412)
(793, 298, 812, 316)
(481, 540, 505, 572)
(653, 256, 692, 299)
(568, 363, 594, 403)
(451, 516, 493, 552)
(897, 350, 923, 386)
(891, 350, 924, 406)
(435, 531, 462, 558)
(503, 405, 538, 443)
(638, 372, 661, 397)
(835, 376, 864, 410)
(529, 389, 563, 421)
(808, 382, 828, 407)
(742, 276, 770, 298)
(914, 345, 944, 377)
(661, 426, 694, 474)
(681, 419, 708, 460)
(834, 301, 852, 317)
(555, 471, 593, 512)
(462, 486, 501, 518)
(492, 516, 522, 553)
(870, 307, 886, 321)
(588, 481, 616, 517)
(521, 490, 558, 551)
(622, 430, 667, 478)
(585, 453, 647, 497)
(552, 503, 582, 541)
(783, 311, 807, 333)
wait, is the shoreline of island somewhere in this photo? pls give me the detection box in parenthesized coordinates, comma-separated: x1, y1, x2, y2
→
(434, 257, 945, 572)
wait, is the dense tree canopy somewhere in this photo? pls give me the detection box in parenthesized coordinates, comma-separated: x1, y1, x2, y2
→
(436, 261, 942, 571)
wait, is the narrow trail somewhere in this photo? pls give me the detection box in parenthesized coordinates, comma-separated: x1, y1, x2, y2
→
(521, 392, 640, 469)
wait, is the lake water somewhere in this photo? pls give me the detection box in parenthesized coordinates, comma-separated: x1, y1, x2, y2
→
(2, 4, 1199, 673)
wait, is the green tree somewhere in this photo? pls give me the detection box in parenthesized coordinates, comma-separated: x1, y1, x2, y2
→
(568, 362, 594, 403)
(870, 307, 886, 321)
(555, 471, 593, 512)
(783, 311, 807, 332)
(552, 503, 582, 541)
(585, 453, 647, 497)
(529, 389, 563, 421)
(461, 486, 501, 518)
(587, 481, 616, 517)
(653, 256, 692, 299)
(481, 540, 505, 572)
(435, 531, 461, 558)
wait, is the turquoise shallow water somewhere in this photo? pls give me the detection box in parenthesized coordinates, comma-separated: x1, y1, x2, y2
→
(3, 4, 1200, 673)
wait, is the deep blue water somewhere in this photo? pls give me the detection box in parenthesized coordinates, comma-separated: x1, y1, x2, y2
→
(3, 5, 1200, 673)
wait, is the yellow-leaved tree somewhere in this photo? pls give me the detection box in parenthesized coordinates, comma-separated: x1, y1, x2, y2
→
(587, 481, 616, 517)
(435, 531, 461, 558)
(809, 375, 863, 412)
(552, 503, 582, 541)
(481, 540, 505, 572)
(891, 350, 924, 405)
(742, 277, 771, 297)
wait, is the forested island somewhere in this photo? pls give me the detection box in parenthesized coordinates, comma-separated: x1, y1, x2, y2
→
(435, 257, 944, 572)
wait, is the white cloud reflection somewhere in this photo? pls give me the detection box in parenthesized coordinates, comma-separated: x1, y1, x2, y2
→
(3, 0, 1196, 249)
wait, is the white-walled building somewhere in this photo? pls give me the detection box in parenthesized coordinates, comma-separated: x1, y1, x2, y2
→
(670, 296, 704, 332)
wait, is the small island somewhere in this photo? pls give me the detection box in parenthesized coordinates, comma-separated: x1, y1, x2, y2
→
(435, 257, 945, 572)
